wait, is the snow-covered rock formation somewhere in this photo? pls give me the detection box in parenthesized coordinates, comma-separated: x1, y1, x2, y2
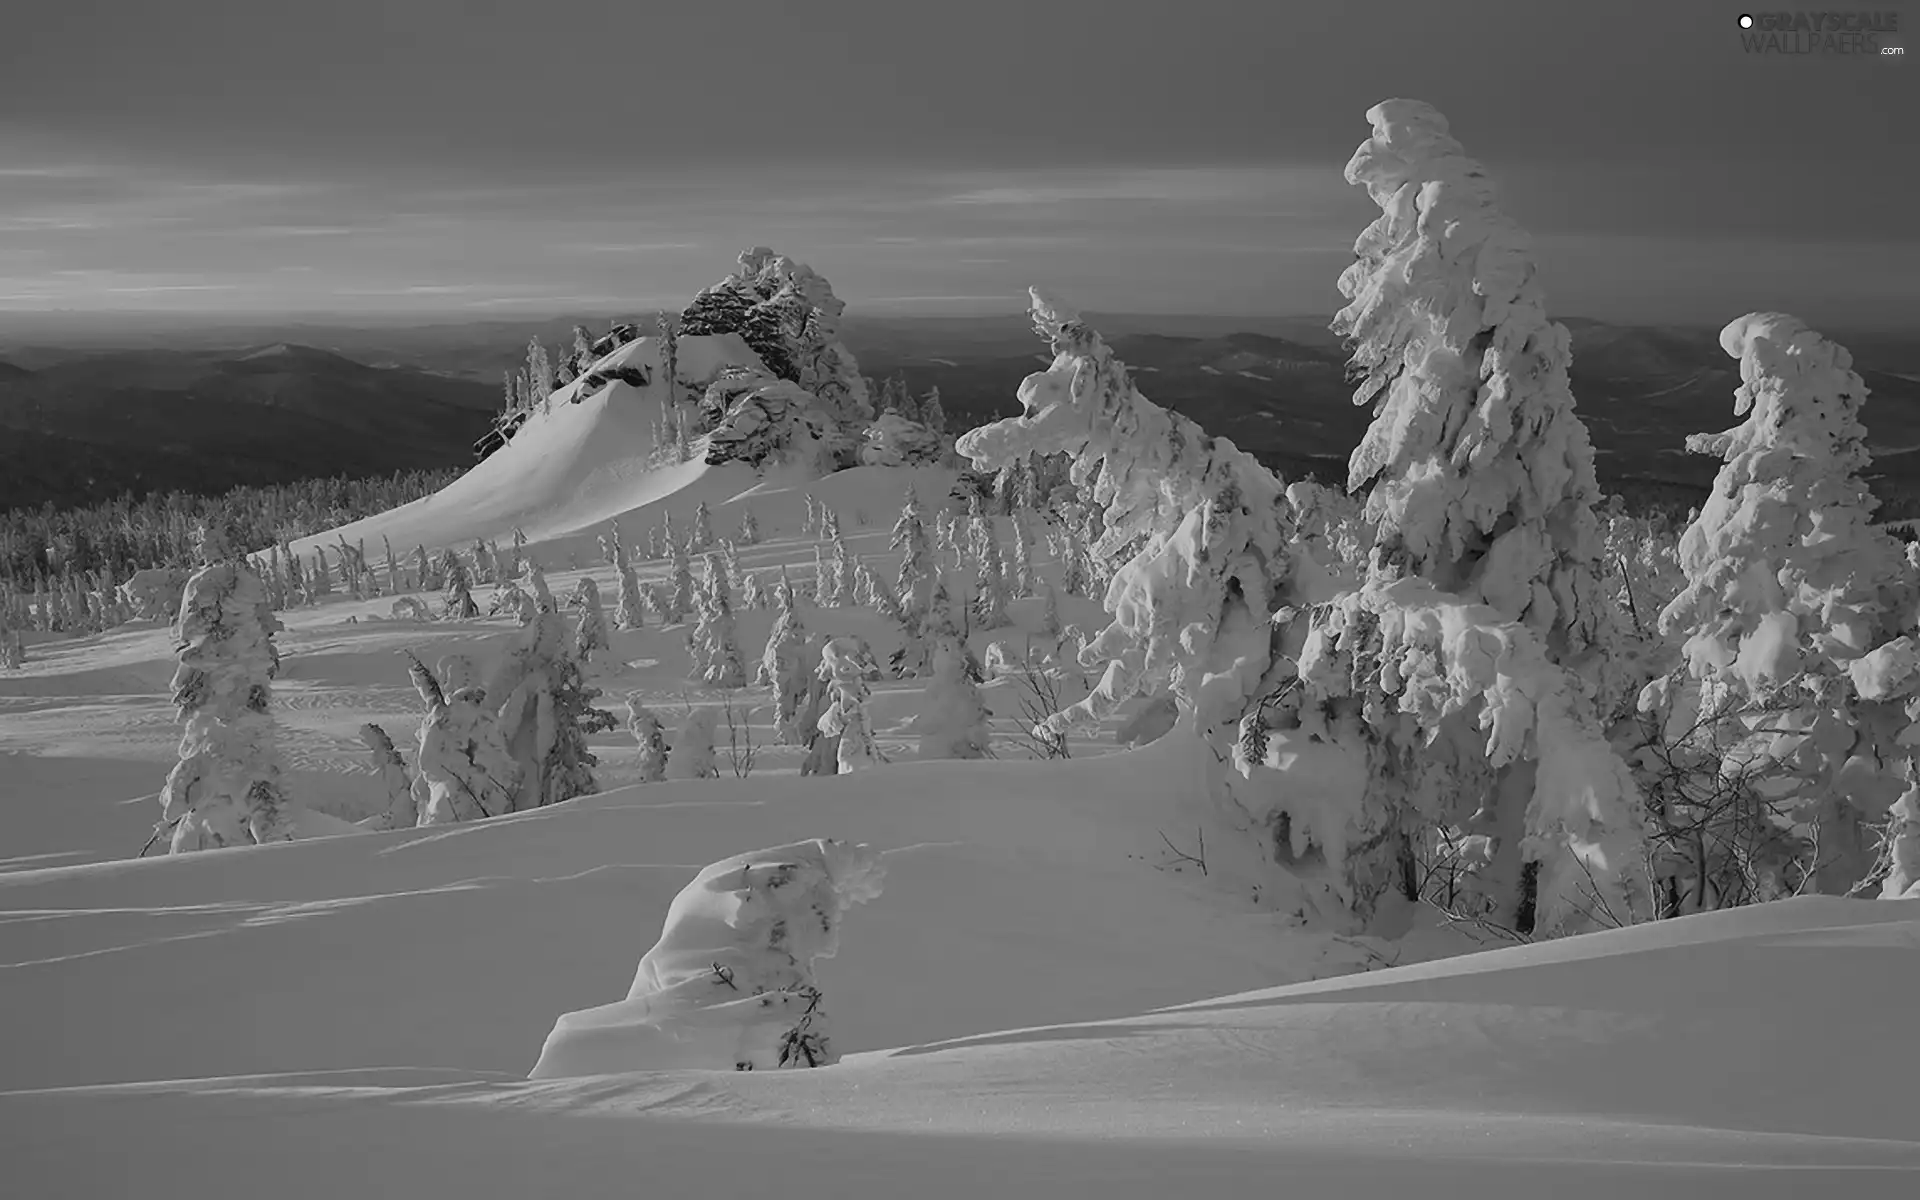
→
(529, 839, 884, 1077)
(680, 247, 875, 472)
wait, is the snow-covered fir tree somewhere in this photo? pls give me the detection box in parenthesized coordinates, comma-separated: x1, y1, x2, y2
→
(356, 723, 418, 830)
(738, 507, 762, 545)
(803, 493, 821, 538)
(741, 569, 767, 611)
(1037, 580, 1063, 644)
(817, 637, 883, 773)
(720, 538, 744, 595)
(668, 707, 721, 780)
(916, 634, 992, 760)
(625, 695, 669, 783)
(972, 529, 1010, 630)
(960, 155, 1642, 940)
(527, 338, 554, 410)
(691, 502, 715, 551)
(441, 550, 479, 619)
(609, 523, 645, 631)
(1333, 100, 1621, 682)
(828, 523, 855, 609)
(1653, 313, 1911, 894)
(570, 576, 610, 667)
(758, 570, 813, 744)
(158, 522, 296, 853)
(851, 557, 880, 610)
(891, 488, 939, 676)
(1009, 515, 1036, 598)
(405, 651, 518, 824)
(665, 535, 696, 624)
(812, 542, 838, 607)
(488, 604, 617, 810)
(1882, 766, 1920, 899)
(524, 560, 556, 614)
(691, 553, 747, 688)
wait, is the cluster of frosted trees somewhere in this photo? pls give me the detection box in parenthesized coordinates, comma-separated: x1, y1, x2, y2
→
(153, 530, 620, 850)
(956, 98, 1920, 933)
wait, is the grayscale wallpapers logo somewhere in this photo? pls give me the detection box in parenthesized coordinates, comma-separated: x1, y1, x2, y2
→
(1737, 11, 1905, 55)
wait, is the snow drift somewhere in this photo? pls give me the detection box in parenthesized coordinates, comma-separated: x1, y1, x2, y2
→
(530, 838, 884, 1077)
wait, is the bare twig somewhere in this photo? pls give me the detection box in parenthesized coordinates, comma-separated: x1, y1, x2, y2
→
(1157, 826, 1208, 876)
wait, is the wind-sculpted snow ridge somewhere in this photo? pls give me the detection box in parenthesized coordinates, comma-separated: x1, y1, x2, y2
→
(956, 290, 1296, 736)
(529, 839, 884, 1077)
(1333, 99, 1619, 687)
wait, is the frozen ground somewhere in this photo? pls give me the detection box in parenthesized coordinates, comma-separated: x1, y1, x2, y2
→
(4, 368, 1917, 1197)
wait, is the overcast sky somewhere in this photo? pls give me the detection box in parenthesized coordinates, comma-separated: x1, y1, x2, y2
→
(1, 0, 1913, 325)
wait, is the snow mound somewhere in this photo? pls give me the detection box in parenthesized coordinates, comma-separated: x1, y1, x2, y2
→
(294, 334, 765, 555)
(529, 838, 884, 1077)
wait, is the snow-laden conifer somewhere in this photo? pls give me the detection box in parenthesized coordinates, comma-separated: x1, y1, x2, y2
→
(1010, 515, 1036, 598)
(758, 571, 812, 743)
(973, 530, 1010, 630)
(739, 506, 762, 545)
(1655, 313, 1912, 892)
(691, 502, 715, 551)
(1882, 768, 1920, 899)
(665, 535, 696, 624)
(829, 524, 856, 609)
(1333, 99, 1620, 681)
(608, 524, 645, 630)
(916, 634, 992, 759)
(812, 542, 838, 607)
(691, 553, 747, 688)
(817, 637, 883, 773)
(625, 695, 669, 783)
(489, 605, 617, 810)
(741, 570, 767, 611)
(441, 550, 479, 619)
(570, 576, 610, 667)
(405, 652, 518, 824)
(356, 723, 418, 830)
(159, 523, 296, 853)
(960, 206, 1642, 938)
(668, 707, 721, 780)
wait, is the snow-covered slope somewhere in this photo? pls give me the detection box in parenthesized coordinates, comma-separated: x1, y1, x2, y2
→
(294, 334, 763, 555)
(3, 753, 1914, 1198)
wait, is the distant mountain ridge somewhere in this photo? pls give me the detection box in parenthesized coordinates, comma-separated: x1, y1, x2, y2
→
(4, 316, 1917, 517)
(0, 345, 498, 511)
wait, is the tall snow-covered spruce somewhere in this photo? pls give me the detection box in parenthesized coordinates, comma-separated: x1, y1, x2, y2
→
(955, 100, 1645, 938)
(158, 523, 297, 852)
(1656, 313, 1912, 893)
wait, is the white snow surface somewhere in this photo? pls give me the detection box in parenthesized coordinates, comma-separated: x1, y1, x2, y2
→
(294, 334, 764, 555)
(5, 433, 1920, 1194)
(2, 759, 1915, 1198)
